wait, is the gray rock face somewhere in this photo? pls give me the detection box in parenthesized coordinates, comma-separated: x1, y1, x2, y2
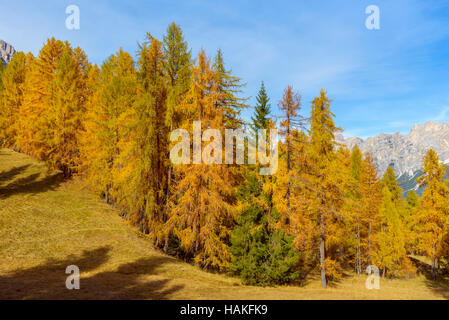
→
(340, 121, 449, 192)
(0, 40, 16, 65)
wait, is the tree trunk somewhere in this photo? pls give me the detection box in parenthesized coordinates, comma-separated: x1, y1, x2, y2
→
(368, 220, 372, 265)
(431, 256, 436, 281)
(105, 185, 110, 204)
(194, 224, 200, 267)
(164, 235, 169, 253)
(356, 224, 361, 275)
(320, 213, 327, 288)
(165, 121, 173, 210)
(285, 114, 290, 225)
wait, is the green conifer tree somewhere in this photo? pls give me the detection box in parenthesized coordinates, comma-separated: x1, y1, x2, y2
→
(231, 172, 299, 286)
(251, 81, 271, 137)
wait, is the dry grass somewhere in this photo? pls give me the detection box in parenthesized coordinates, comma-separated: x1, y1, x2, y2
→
(0, 148, 448, 300)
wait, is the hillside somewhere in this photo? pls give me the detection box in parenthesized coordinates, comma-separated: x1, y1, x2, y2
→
(0, 148, 448, 300)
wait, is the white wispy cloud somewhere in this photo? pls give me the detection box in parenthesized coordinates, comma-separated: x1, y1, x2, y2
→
(433, 106, 449, 122)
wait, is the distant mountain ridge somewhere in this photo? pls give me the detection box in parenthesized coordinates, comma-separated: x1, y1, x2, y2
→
(337, 121, 449, 194)
(0, 40, 16, 65)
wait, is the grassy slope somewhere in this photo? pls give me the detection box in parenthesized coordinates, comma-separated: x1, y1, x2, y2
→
(0, 148, 448, 300)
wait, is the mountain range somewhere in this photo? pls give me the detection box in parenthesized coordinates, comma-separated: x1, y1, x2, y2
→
(0, 40, 16, 65)
(337, 121, 449, 194)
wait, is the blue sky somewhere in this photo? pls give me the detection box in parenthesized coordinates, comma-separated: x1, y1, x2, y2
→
(1, 0, 449, 139)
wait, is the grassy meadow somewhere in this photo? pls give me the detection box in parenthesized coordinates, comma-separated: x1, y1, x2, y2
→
(0, 148, 448, 300)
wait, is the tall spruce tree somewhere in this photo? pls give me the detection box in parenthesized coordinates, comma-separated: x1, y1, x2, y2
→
(231, 84, 298, 286)
(251, 81, 270, 132)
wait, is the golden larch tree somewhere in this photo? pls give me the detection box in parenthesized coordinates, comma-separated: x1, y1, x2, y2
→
(166, 50, 236, 270)
(414, 149, 449, 280)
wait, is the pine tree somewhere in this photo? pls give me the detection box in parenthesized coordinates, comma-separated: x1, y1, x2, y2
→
(250, 81, 271, 159)
(0, 52, 32, 147)
(376, 186, 409, 277)
(304, 89, 343, 288)
(359, 152, 382, 268)
(273, 126, 313, 274)
(14, 39, 88, 175)
(382, 166, 403, 200)
(45, 46, 89, 176)
(17, 38, 69, 157)
(166, 50, 236, 270)
(373, 166, 413, 277)
(77, 63, 100, 175)
(163, 22, 191, 129)
(405, 189, 420, 254)
(231, 172, 299, 285)
(231, 84, 298, 285)
(162, 22, 192, 225)
(343, 147, 382, 275)
(414, 149, 449, 280)
(118, 36, 168, 242)
(278, 86, 304, 225)
(347, 146, 364, 274)
(80, 48, 137, 204)
(251, 81, 270, 134)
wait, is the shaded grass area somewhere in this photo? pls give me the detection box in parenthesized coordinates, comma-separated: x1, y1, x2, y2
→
(0, 148, 448, 299)
(409, 256, 449, 300)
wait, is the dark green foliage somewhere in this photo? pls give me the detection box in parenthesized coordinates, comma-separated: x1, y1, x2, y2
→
(231, 172, 299, 286)
(251, 81, 271, 134)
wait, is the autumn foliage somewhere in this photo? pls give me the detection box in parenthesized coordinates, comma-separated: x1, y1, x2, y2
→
(1, 23, 448, 287)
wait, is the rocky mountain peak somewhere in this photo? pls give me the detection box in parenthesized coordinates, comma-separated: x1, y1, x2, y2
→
(0, 40, 16, 65)
(341, 121, 449, 193)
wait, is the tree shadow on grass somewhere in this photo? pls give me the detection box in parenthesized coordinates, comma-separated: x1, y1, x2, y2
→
(0, 246, 184, 300)
(325, 270, 355, 288)
(0, 164, 31, 184)
(409, 256, 449, 299)
(0, 167, 65, 199)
